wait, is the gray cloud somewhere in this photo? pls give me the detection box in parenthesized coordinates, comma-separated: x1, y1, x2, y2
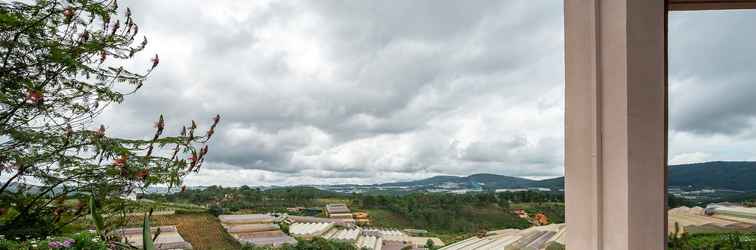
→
(669, 10, 756, 136)
(96, 2, 756, 186)
(95, 0, 566, 185)
(666, 10, 756, 167)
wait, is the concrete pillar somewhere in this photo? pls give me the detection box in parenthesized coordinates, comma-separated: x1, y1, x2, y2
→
(564, 0, 666, 249)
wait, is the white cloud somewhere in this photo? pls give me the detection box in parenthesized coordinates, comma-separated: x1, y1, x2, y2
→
(94, 2, 756, 186)
(670, 152, 712, 165)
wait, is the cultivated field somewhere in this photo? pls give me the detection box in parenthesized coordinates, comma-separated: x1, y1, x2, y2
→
(128, 213, 241, 250)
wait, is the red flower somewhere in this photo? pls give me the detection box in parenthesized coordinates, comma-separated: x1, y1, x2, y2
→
(151, 54, 160, 68)
(111, 20, 120, 36)
(136, 169, 149, 179)
(154, 115, 165, 131)
(27, 90, 43, 104)
(81, 31, 89, 42)
(64, 124, 73, 137)
(95, 125, 106, 137)
(187, 152, 198, 171)
(188, 152, 198, 163)
(100, 50, 107, 63)
(63, 8, 74, 18)
(114, 155, 128, 167)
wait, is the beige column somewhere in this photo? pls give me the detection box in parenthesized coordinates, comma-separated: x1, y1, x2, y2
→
(564, 0, 666, 249)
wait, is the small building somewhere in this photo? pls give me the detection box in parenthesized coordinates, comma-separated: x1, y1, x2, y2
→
(287, 215, 357, 227)
(352, 212, 370, 225)
(513, 209, 528, 218)
(382, 235, 445, 248)
(533, 213, 550, 225)
(439, 224, 565, 250)
(325, 204, 351, 217)
(219, 214, 296, 247)
(325, 228, 362, 242)
(353, 212, 369, 219)
(289, 222, 335, 239)
(330, 213, 354, 220)
(356, 235, 383, 250)
(362, 228, 406, 238)
(114, 226, 193, 250)
(707, 205, 756, 219)
(219, 214, 276, 225)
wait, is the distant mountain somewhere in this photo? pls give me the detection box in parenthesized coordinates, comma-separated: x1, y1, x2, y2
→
(533, 177, 565, 189)
(377, 161, 756, 191)
(381, 175, 466, 187)
(668, 161, 756, 190)
(379, 173, 541, 190)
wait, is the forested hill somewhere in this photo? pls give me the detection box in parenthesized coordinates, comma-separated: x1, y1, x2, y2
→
(379, 173, 538, 189)
(380, 161, 756, 191)
(668, 161, 756, 190)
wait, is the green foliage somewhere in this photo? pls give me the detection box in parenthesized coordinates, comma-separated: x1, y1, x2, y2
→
(280, 222, 290, 235)
(519, 202, 565, 224)
(89, 194, 105, 238)
(142, 212, 155, 250)
(424, 239, 436, 250)
(153, 187, 563, 235)
(69, 232, 108, 250)
(0, 0, 220, 239)
(669, 161, 756, 191)
(669, 194, 696, 209)
(545, 242, 566, 250)
(0, 231, 107, 250)
(146, 186, 345, 213)
(0, 237, 20, 250)
(240, 237, 358, 250)
(358, 193, 532, 233)
(668, 222, 756, 250)
(207, 203, 224, 216)
(669, 233, 756, 250)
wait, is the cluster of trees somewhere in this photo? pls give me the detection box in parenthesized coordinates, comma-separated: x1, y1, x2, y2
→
(358, 191, 560, 210)
(0, 0, 218, 241)
(150, 186, 565, 234)
(668, 194, 696, 208)
(356, 192, 540, 233)
(146, 186, 344, 213)
(668, 224, 756, 250)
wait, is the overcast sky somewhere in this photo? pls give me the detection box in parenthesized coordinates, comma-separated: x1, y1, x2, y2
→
(99, 1, 756, 186)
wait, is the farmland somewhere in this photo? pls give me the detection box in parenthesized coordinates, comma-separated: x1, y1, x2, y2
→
(126, 212, 241, 250)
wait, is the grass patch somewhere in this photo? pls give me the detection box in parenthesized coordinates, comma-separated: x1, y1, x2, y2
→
(362, 209, 414, 229)
(314, 198, 352, 206)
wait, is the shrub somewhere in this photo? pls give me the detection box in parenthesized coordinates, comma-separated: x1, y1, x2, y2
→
(0, 232, 107, 250)
(208, 204, 225, 217)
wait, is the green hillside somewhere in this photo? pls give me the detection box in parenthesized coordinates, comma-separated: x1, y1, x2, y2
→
(668, 161, 756, 190)
(536, 162, 756, 191)
(380, 161, 756, 191)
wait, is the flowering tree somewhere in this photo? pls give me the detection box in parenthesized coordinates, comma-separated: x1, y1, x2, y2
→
(0, 0, 218, 239)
